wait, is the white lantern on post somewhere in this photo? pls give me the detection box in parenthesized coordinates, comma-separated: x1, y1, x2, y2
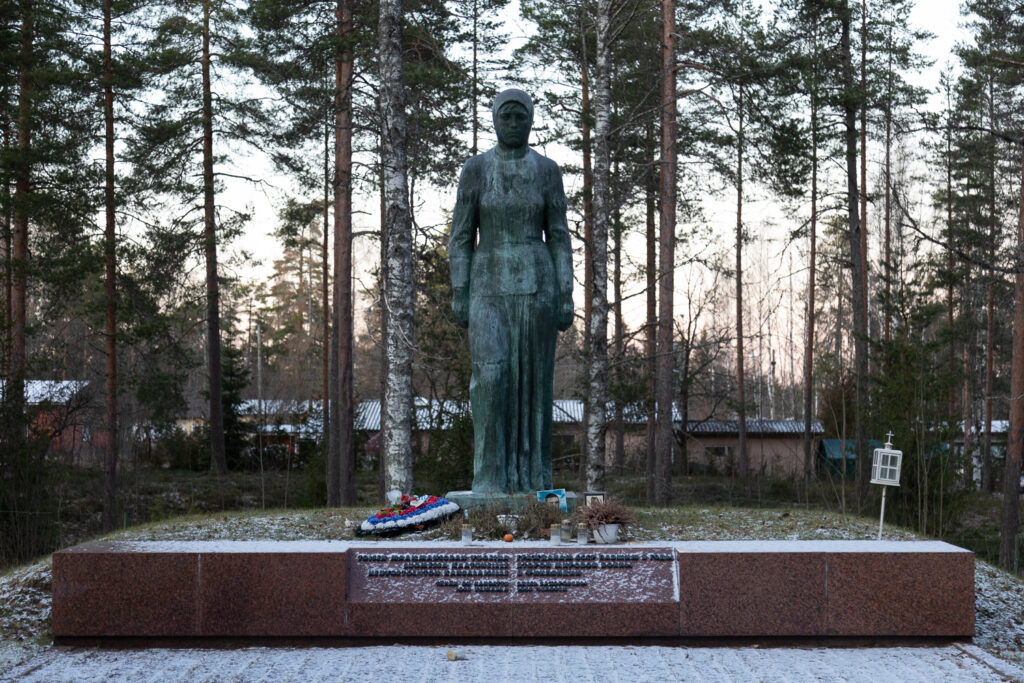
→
(871, 432, 903, 540)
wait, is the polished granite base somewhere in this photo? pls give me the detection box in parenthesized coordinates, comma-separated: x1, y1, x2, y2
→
(51, 540, 974, 640)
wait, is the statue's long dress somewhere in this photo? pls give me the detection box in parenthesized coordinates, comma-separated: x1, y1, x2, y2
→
(449, 147, 572, 492)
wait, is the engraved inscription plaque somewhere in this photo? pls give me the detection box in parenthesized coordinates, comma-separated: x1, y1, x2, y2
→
(347, 548, 678, 604)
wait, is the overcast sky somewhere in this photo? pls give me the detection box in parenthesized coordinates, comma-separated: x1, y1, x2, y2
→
(228, 0, 976, 309)
(910, 0, 971, 92)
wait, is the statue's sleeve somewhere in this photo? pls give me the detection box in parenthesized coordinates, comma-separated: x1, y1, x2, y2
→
(449, 160, 478, 291)
(545, 161, 573, 296)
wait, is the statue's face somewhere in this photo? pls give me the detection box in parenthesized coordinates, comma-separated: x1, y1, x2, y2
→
(494, 102, 531, 148)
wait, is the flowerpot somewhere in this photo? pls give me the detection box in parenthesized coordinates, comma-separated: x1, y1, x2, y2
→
(593, 523, 620, 544)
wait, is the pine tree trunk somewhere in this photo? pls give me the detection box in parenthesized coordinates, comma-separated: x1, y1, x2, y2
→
(471, 0, 478, 156)
(859, 0, 869, 346)
(298, 233, 306, 331)
(328, 0, 356, 507)
(201, 0, 227, 475)
(654, 0, 676, 506)
(378, 0, 414, 496)
(322, 119, 331, 487)
(645, 134, 657, 503)
(841, 2, 868, 505)
(962, 344, 972, 492)
(101, 0, 119, 531)
(735, 83, 748, 480)
(983, 76, 996, 494)
(10, 0, 31, 410)
(883, 24, 892, 344)
(999, 150, 1024, 572)
(678, 337, 690, 473)
(946, 89, 956, 491)
(587, 0, 611, 492)
(984, 273, 995, 492)
(1, 91, 11, 372)
(803, 23, 819, 483)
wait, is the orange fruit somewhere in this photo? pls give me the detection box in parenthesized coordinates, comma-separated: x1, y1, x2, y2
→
(503, 533, 514, 542)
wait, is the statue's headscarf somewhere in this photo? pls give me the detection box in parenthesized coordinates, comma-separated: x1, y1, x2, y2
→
(492, 88, 534, 123)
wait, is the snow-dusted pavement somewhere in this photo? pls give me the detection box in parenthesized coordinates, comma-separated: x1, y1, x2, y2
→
(4, 643, 1023, 683)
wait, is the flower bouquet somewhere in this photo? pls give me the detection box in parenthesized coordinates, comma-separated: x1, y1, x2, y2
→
(355, 490, 461, 537)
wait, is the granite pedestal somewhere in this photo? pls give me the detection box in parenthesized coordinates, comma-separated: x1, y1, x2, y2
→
(51, 540, 974, 640)
(445, 490, 578, 514)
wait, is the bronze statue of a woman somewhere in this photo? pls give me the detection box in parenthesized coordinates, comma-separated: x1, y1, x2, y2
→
(449, 89, 574, 493)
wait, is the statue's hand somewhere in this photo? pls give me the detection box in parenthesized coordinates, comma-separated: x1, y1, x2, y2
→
(452, 286, 469, 328)
(557, 292, 574, 331)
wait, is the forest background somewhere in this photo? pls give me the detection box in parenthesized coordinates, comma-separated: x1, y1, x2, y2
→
(2, 0, 1024, 576)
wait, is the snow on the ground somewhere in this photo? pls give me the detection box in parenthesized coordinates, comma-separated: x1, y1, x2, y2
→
(0, 561, 50, 646)
(975, 561, 1024, 671)
(109, 507, 918, 546)
(116, 511, 367, 543)
(628, 508, 921, 543)
(0, 642, 42, 678)
(104, 538, 965, 552)
(3, 643, 1022, 683)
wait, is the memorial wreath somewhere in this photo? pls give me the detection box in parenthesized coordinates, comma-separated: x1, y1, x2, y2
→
(356, 492, 461, 537)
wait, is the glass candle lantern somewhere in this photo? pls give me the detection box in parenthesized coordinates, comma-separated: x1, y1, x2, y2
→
(549, 524, 561, 545)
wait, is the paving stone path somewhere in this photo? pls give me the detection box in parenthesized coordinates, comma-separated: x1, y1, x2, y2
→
(3, 643, 1022, 682)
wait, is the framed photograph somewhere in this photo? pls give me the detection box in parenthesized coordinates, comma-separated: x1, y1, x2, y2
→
(583, 491, 605, 507)
(536, 488, 567, 512)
